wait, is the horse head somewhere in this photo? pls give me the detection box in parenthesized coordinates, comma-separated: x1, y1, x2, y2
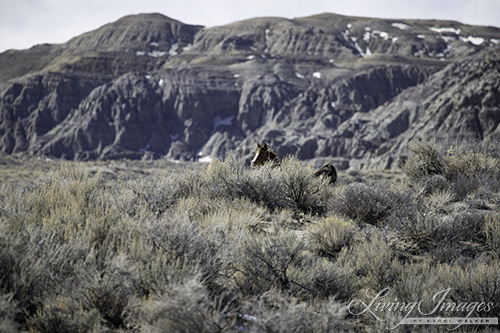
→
(251, 142, 279, 167)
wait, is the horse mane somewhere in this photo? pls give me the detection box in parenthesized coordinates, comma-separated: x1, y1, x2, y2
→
(268, 147, 279, 164)
(314, 163, 337, 184)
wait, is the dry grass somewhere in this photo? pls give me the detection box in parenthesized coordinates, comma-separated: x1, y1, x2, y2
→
(0, 145, 499, 332)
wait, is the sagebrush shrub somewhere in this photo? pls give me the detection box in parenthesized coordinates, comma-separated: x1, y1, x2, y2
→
(434, 261, 500, 319)
(2, 148, 500, 332)
(484, 213, 500, 258)
(307, 217, 357, 258)
(134, 277, 235, 333)
(331, 182, 397, 225)
(241, 296, 347, 333)
(337, 234, 401, 292)
(414, 174, 449, 196)
(233, 233, 307, 295)
(0, 293, 19, 332)
(403, 140, 446, 182)
(445, 146, 500, 180)
(202, 154, 288, 211)
(291, 255, 358, 301)
(279, 156, 328, 213)
(144, 212, 231, 292)
(26, 296, 103, 333)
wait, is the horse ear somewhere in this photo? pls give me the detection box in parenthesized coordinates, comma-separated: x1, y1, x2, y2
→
(262, 142, 268, 149)
(257, 143, 261, 148)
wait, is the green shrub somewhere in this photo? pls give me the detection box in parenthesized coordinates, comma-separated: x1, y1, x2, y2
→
(0, 293, 19, 332)
(241, 296, 347, 333)
(331, 183, 399, 225)
(484, 213, 500, 258)
(307, 217, 357, 258)
(425, 188, 456, 211)
(130, 277, 235, 333)
(413, 174, 449, 197)
(144, 213, 230, 292)
(201, 154, 330, 214)
(26, 296, 103, 333)
(403, 140, 446, 182)
(197, 197, 269, 234)
(2, 150, 500, 332)
(123, 169, 203, 217)
(202, 154, 288, 211)
(232, 233, 307, 295)
(390, 210, 486, 262)
(279, 156, 329, 213)
(291, 256, 358, 301)
(445, 146, 500, 181)
(83, 253, 140, 329)
(435, 261, 500, 319)
(337, 234, 401, 292)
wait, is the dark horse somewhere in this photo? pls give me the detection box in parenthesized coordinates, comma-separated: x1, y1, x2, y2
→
(251, 142, 337, 184)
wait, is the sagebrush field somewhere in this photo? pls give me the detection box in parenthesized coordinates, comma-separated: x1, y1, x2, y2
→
(0, 141, 499, 332)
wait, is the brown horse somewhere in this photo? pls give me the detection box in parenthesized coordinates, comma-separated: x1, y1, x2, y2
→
(251, 142, 337, 184)
(251, 142, 280, 167)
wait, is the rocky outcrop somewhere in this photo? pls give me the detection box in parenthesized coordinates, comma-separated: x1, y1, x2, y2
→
(0, 73, 107, 154)
(1, 13, 499, 168)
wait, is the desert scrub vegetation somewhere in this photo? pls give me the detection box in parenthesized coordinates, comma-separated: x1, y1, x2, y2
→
(1, 148, 500, 332)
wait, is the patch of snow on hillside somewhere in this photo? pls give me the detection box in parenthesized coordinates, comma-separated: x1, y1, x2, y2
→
(441, 36, 457, 42)
(392, 23, 411, 30)
(264, 28, 271, 53)
(364, 32, 371, 42)
(198, 155, 213, 163)
(169, 43, 179, 56)
(376, 31, 389, 40)
(350, 37, 365, 57)
(148, 51, 167, 57)
(491, 39, 499, 44)
(183, 44, 192, 51)
(460, 36, 485, 45)
(366, 47, 372, 56)
(214, 115, 233, 127)
(417, 34, 426, 39)
(392, 37, 398, 43)
(150, 41, 159, 47)
(364, 30, 389, 42)
(429, 27, 461, 34)
(212, 115, 234, 135)
(347, 23, 352, 29)
(295, 72, 305, 79)
(158, 79, 164, 87)
(136, 51, 146, 56)
(330, 101, 336, 108)
(247, 55, 256, 60)
(313, 72, 321, 79)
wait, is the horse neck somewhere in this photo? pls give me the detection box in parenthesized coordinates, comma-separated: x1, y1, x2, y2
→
(268, 150, 279, 164)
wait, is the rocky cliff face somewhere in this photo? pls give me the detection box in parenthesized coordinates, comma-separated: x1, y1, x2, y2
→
(1, 13, 499, 168)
